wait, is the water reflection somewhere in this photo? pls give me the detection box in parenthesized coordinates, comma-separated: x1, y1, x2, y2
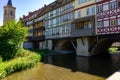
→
(44, 53, 120, 78)
(3, 53, 120, 80)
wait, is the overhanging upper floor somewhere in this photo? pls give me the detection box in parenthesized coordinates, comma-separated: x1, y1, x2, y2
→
(71, 15, 96, 37)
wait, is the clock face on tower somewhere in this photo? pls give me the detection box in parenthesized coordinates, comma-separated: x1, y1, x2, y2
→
(3, 0, 16, 24)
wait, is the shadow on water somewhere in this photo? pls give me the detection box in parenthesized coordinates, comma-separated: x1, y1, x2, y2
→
(43, 51, 120, 78)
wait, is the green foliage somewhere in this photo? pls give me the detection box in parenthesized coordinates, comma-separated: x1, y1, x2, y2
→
(109, 47, 117, 53)
(30, 49, 51, 60)
(0, 49, 41, 78)
(0, 21, 41, 79)
(0, 56, 2, 62)
(0, 21, 28, 60)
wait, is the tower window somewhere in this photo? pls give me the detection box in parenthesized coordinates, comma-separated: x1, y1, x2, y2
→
(5, 10, 7, 15)
(11, 11, 13, 15)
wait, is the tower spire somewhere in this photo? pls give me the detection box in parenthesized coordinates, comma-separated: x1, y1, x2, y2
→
(7, 0, 12, 6)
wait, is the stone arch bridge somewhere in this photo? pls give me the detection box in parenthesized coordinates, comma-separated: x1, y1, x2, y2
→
(49, 34, 120, 56)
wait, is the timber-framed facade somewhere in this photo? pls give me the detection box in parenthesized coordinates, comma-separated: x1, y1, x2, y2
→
(96, 0, 120, 35)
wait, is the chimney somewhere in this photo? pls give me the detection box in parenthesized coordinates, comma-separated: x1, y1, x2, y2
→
(23, 15, 25, 18)
(44, 4, 47, 7)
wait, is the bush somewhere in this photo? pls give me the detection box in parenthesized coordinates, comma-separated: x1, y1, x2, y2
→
(0, 21, 28, 60)
(0, 21, 41, 79)
(109, 47, 117, 53)
(0, 56, 2, 62)
(30, 49, 51, 59)
(0, 50, 41, 79)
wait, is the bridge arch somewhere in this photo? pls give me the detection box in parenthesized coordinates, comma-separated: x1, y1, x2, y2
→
(54, 40, 76, 52)
(91, 38, 119, 55)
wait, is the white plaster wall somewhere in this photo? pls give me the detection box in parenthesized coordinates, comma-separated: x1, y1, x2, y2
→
(47, 40, 53, 50)
(42, 41, 46, 49)
(39, 42, 43, 49)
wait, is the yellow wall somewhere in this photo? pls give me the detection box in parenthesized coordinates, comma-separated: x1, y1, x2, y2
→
(75, 0, 95, 9)
(74, 0, 96, 18)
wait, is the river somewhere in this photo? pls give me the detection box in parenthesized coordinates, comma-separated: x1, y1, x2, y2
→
(3, 53, 120, 80)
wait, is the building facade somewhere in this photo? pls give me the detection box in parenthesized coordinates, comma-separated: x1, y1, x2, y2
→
(72, 0, 96, 37)
(21, 0, 97, 56)
(21, 8, 45, 49)
(96, 0, 120, 35)
(44, 0, 74, 50)
(3, 0, 16, 24)
(21, 0, 120, 56)
(21, 0, 75, 50)
(33, 8, 45, 49)
(21, 12, 35, 49)
(71, 0, 97, 56)
(45, 0, 74, 39)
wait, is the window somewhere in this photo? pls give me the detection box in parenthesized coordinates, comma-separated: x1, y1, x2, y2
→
(97, 21, 102, 28)
(97, 6, 102, 13)
(70, 2, 74, 8)
(86, 8, 90, 15)
(84, 22, 89, 29)
(104, 20, 109, 27)
(75, 22, 84, 30)
(110, 2, 116, 10)
(118, 18, 120, 25)
(70, 12, 74, 19)
(63, 15, 67, 21)
(53, 18, 56, 25)
(56, 17, 60, 24)
(110, 19, 116, 26)
(78, 11, 81, 17)
(53, 10, 56, 15)
(5, 10, 7, 15)
(103, 4, 108, 11)
(11, 11, 13, 15)
(92, 7, 95, 14)
(78, 0, 90, 4)
(89, 23, 91, 28)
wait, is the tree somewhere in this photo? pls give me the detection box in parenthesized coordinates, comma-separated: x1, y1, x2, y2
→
(0, 20, 28, 60)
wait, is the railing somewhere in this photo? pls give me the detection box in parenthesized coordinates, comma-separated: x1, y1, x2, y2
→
(72, 28, 94, 37)
(33, 26, 45, 31)
(27, 35, 45, 41)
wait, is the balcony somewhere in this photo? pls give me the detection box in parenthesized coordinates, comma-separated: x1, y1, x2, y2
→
(71, 15, 96, 37)
(27, 35, 45, 41)
(71, 27, 95, 37)
(33, 26, 45, 31)
(26, 20, 33, 26)
(34, 18, 44, 23)
(32, 35, 45, 41)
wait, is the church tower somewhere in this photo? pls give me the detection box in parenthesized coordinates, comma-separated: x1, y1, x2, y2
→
(3, 0, 16, 24)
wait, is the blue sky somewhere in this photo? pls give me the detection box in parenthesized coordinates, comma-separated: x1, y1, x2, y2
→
(0, 0, 55, 26)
